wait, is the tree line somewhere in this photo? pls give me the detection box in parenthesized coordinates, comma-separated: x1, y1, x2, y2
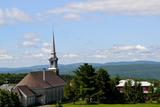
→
(64, 63, 159, 104)
(0, 73, 27, 85)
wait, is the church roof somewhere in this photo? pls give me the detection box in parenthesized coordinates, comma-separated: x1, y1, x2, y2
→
(16, 71, 65, 89)
(16, 85, 35, 97)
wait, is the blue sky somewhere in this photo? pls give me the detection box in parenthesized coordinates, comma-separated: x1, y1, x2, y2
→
(1, 0, 160, 67)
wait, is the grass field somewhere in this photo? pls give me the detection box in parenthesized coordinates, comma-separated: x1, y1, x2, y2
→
(50, 103, 160, 107)
(38, 101, 160, 107)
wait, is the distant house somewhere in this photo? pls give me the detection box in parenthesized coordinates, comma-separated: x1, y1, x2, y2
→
(13, 33, 66, 107)
(0, 84, 15, 92)
(116, 79, 153, 94)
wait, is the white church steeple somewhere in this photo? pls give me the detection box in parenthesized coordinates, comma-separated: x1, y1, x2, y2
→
(48, 32, 59, 75)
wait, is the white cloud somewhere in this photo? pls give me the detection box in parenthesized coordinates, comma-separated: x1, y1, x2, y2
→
(41, 42, 51, 54)
(66, 0, 160, 15)
(92, 45, 149, 61)
(22, 41, 35, 47)
(0, 8, 31, 25)
(0, 49, 13, 60)
(90, 45, 160, 62)
(20, 44, 160, 65)
(93, 54, 107, 59)
(22, 32, 40, 47)
(39, 0, 160, 20)
(23, 51, 45, 59)
(0, 54, 13, 60)
(32, 53, 44, 59)
(3, 43, 160, 66)
(6, 8, 31, 22)
(21, 42, 52, 60)
(111, 45, 147, 52)
(62, 53, 79, 58)
(63, 13, 80, 20)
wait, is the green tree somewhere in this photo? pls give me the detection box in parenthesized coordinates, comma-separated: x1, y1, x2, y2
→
(0, 89, 20, 107)
(10, 92, 20, 107)
(96, 69, 123, 103)
(74, 63, 96, 103)
(124, 80, 145, 104)
(95, 68, 110, 103)
(64, 79, 79, 104)
(113, 75, 121, 85)
(0, 73, 26, 85)
(154, 87, 160, 103)
(64, 64, 125, 104)
(109, 79, 124, 104)
(124, 80, 135, 103)
(64, 82, 74, 100)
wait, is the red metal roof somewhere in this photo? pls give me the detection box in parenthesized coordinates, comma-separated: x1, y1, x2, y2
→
(16, 71, 66, 89)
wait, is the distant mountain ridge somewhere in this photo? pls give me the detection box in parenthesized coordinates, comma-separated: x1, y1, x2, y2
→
(0, 61, 160, 80)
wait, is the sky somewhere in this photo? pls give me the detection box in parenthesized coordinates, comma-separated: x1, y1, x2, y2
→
(1, 0, 160, 67)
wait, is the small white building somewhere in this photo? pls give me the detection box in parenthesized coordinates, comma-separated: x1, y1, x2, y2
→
(116, 79, 153, 93)
(0, 84, 15, 92)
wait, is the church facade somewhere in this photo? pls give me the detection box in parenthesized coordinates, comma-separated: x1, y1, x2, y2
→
(14, 33, 66, 107)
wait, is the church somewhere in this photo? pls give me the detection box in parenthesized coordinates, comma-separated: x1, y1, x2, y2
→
(13, 33, 66, 107)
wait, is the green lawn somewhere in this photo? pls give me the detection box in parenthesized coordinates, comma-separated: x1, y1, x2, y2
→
(50, 103, 160, 107)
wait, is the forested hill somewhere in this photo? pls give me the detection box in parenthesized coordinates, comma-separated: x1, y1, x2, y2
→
(0, 61, 160, 80)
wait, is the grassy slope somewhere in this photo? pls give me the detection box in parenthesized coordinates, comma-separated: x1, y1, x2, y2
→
(51, 104, 160, 107)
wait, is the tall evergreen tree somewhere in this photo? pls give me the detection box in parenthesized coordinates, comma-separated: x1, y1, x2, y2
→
(64, 64, 125, 104)
(74, 63, 96, 103)
(96, 69, 123, 103)
(95, 68, 110, 103)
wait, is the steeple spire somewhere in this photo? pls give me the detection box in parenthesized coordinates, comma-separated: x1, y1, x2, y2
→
(52, 32, 56, 55)
(48, 31, 59, 75)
